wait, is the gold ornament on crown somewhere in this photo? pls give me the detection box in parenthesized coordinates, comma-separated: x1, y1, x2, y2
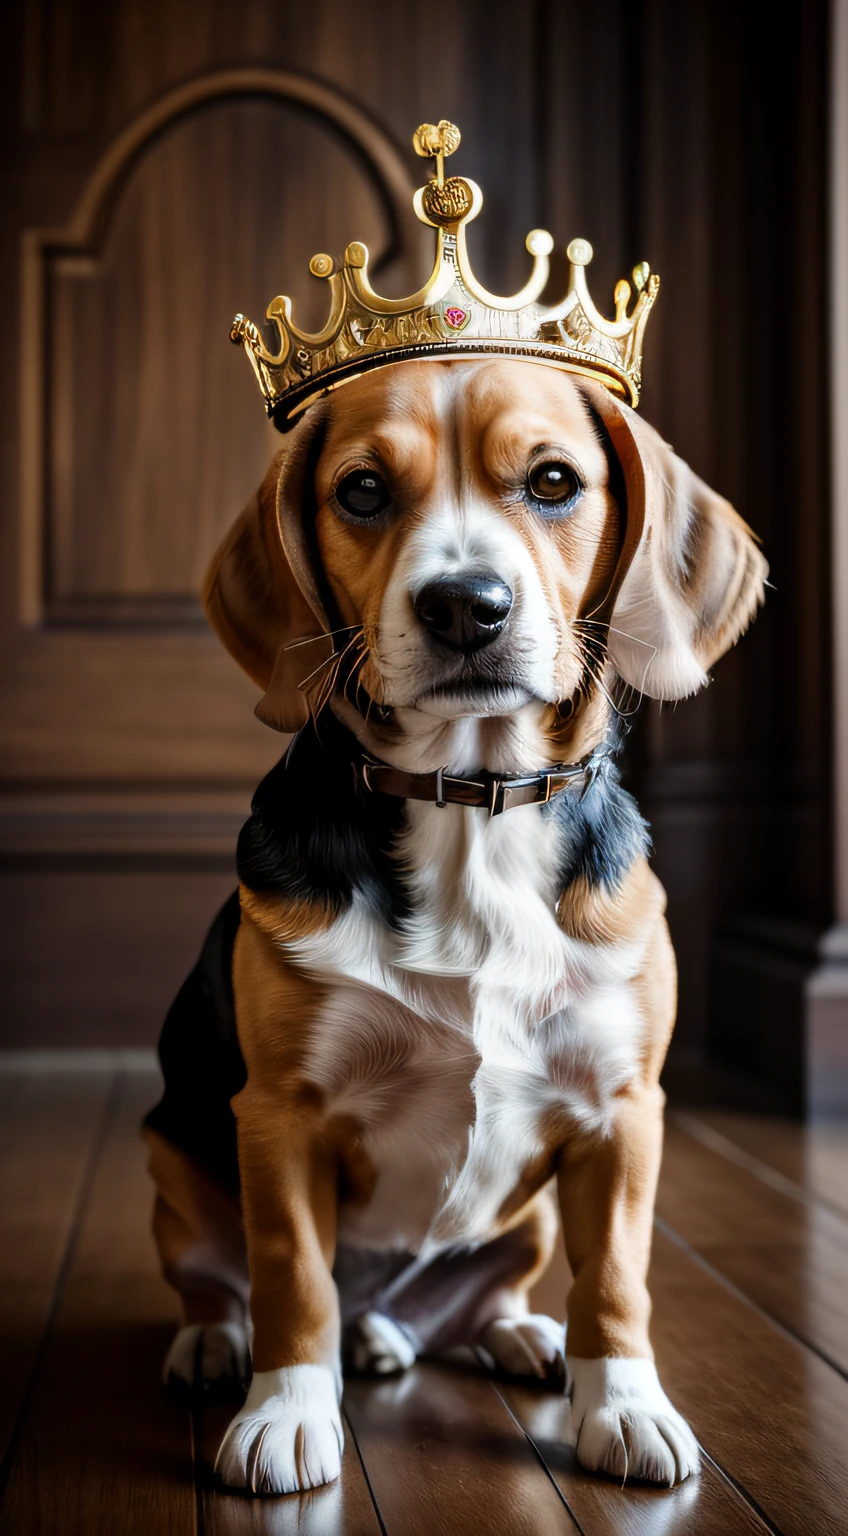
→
(231, 119, 660, 427)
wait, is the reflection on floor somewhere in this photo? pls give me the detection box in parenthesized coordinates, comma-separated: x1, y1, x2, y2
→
(0, 1064, 846, 1535)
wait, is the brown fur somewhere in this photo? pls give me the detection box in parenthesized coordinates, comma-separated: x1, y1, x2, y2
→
(145, 1127, 248, 1325)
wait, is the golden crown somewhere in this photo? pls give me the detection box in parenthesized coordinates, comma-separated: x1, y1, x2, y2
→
(231, 119, 659, 428)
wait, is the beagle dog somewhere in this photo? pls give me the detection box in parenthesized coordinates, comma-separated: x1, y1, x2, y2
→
(144, 358, 766, 1495)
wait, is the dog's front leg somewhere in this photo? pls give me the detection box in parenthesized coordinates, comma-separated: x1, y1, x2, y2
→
(558, 1077, 699, 1486)
(215, 914, 343, 1496)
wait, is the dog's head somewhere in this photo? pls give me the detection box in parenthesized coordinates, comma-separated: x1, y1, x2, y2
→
(204, 360, 766, 764)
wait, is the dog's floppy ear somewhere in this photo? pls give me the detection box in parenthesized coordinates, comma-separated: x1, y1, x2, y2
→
(582, 383, 768, 701)
(202, 431, 332, 732)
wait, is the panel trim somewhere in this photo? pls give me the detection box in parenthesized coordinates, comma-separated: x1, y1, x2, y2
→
(19, 67, 420, 627)
(0, 786, 248, 863)
(0, 1049, 159, 1072)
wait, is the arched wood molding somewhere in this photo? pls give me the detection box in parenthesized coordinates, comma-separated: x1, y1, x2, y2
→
(19, 68, 421, 625)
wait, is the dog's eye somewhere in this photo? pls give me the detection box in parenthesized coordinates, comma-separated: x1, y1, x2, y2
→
(527, 461, 581, 509)
(334, 469, 391, 522)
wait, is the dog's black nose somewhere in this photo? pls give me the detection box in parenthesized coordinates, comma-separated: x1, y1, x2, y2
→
(414, 572, 513, 653)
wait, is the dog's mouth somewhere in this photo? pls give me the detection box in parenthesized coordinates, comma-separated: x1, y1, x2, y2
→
(414, 675, 536, 716)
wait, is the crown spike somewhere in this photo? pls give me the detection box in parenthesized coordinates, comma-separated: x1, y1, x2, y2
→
(452, 223, 554, 313)
(343, 237, 456, 315)
(230, 117, 659, 425)
(266, 267, 348, 354)
(542, 238, 643, 340)
(614, 279, 631, 324)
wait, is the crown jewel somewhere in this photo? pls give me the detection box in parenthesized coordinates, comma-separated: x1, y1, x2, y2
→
(231, 119, 659, 428)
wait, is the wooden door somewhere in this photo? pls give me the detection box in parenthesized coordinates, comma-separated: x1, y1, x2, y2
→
(0, 27, 429, 1043)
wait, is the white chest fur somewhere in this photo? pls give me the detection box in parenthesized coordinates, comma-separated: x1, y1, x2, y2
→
(282, 801, 646, 1252)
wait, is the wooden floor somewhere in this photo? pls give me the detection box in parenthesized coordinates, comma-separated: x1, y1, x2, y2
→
(0, 1067, 846, 1535)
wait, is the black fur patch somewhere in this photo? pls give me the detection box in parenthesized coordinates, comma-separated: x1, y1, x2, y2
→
(143, 890, 245, 1192)
(543, 739, 650, 892)
(237, 714, 412, 928)
(144, 721, 411, 1183)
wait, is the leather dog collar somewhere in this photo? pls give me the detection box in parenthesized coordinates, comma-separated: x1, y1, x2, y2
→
(352, 743, 611, 818)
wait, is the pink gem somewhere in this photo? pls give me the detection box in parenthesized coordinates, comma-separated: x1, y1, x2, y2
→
(444, 307, 468, 330)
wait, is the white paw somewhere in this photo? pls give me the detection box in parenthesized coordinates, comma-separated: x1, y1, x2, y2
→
(568, 1357, 700, 1486)
(163, 1321, 250, 1390)
(480, 1314, 566, 1384)
(215, 1364, 343, 1494)
(345, 1311, 418, 1376)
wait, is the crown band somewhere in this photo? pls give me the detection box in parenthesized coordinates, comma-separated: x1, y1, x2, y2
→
(241, 338, 637, 431)
(231, 119, 659, 428)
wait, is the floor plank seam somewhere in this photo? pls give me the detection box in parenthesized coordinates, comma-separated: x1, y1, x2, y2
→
(0, 1068, 122, 1506)
(190, 1403, 205, 1536)
(672, 1112, 848, 1225)
(342, 1404, 390, 1536)
(484, 1369, 585, 1534)
(654, 1215, 848, 1383)
(699, 1447, 786, 1536)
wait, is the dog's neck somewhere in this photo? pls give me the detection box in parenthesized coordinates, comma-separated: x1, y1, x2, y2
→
(331, 694, 613, 778)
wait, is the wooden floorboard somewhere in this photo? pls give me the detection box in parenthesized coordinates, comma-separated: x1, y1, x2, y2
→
(197, 1397, 384, 1535)
(0, 1070, 195, 1536)
(515, 1240, 778, 1535)
(0, 1070, 114, 1472)
(649, 1226, 848, 1536)
(2, 1072, 848, 1535)
(499, 1380, 771, 1535)
(524, 1134, 848, 1536)
(657, 1118, 848, 1375)
(688, 1111, 848, 1219)
(343, 1361, 576, 1534)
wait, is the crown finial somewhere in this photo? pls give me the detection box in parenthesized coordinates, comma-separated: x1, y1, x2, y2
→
(413, 119, 461, 183)
(412, 119, 475, 227)
(230, 117, 660, 427)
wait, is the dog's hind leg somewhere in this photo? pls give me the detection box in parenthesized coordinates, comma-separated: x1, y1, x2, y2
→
(349, 1186, 564, 1383)
(145, 1128, 251, 1394)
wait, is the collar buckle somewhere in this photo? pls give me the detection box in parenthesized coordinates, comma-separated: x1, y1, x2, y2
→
(487, 778, 507, 818)
(435, 765, 447, 808)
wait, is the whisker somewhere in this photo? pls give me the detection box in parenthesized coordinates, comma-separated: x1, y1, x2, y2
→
(302, 652, 344, 719)
(609, 594, 658, 615)
(283, 626, 361, 653)
(296, 650, 339, 691)
(342, 637, 368, 707)
(575, 615, 657, 701)
(352, 646, 374, 718)
(311, 628, 365, 719)
(578, 619, 657, 654)
(594, 671, 631, 718)
(574, 630, 646, 721)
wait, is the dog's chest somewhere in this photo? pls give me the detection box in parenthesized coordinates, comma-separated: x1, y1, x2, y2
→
(283, 804, 644, 1249)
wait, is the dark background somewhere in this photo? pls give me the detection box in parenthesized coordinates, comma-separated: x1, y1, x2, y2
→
(0, 0, 835, 1113)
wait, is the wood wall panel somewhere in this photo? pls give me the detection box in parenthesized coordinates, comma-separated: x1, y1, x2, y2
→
(23, 0, 543, 297)
(46, 97, 391, 618)
(541, 1, 632, 319)
(0, 869, 239, 1047)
